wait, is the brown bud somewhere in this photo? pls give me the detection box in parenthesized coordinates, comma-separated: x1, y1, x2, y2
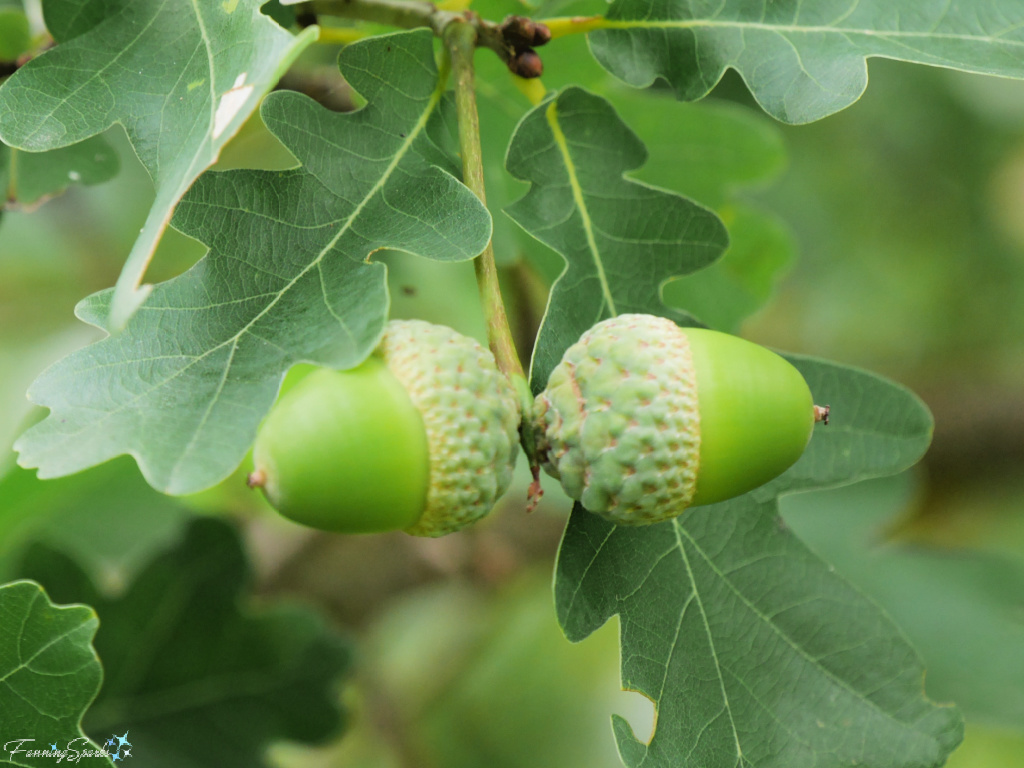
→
(501, 16, 535, 48)
(511, 49, 543, 79)
(501, 16, 552, 48)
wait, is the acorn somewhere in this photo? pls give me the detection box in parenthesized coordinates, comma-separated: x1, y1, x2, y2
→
(534, 314, 825, 525)
(250, 320, 521, 537)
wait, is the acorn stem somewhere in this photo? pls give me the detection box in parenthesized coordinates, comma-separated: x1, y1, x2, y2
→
(444, 21, 526, 383)
(814, 405, 831, 425)
(246, 469, 266, 489)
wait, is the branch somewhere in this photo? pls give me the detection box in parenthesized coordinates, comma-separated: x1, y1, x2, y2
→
(305, 0, 550, 77)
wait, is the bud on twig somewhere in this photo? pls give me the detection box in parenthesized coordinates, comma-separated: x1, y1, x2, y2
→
(512, 50, 543, 78)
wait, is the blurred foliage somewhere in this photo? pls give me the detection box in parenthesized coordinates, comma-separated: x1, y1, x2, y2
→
(15, 519, 352, 768)
(269, 573, 637, 768)
(744, 60, 1024, 387)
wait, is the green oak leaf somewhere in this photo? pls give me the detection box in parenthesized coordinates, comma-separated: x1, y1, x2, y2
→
(13, 30, 491, 495)
(783, 474, 1024, 732)
(505, 86, 729, 389)
(16, 518, 351, 768)
(586, 0, 1024, 123)
(0, 0, 317, 328)
(555, 355, 963, 767)
(1, 135, 118, 210)
(0, 580, 113, 767)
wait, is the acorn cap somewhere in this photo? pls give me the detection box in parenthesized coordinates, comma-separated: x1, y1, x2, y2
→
(379, 320, 521, 537)
(535, 314, 815, 525)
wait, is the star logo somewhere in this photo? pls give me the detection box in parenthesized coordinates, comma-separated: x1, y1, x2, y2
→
(50, 744, 57, 751)
(104, 732, 133, 761)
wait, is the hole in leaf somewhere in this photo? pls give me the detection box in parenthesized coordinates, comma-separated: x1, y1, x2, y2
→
(616, 688, 656, 746)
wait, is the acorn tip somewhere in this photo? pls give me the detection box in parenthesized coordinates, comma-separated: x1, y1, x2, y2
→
(247, 469, 266, 489)
(813, 404, 830, 425)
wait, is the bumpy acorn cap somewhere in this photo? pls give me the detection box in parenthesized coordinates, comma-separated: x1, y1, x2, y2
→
(380, 320, 521, 537)
(535, 315, 700, 525)
(535, 314, 816, 525)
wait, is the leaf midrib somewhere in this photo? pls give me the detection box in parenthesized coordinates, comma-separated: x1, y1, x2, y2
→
(674, 520, 944, 748)
(545, 98, 618, 317)
(600, 18, 1024, 50)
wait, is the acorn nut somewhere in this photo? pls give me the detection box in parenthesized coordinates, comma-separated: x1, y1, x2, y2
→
(250, 320, 521, 537)
(534, 314, 824, 525)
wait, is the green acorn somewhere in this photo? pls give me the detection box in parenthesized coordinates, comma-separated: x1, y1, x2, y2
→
(534, 314, 826, 525)
(250, 320, 521, 537)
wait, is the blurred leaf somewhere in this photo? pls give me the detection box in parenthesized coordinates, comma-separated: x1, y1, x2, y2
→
(13, 30, 491, 495)
(0, 0, 316, 328)
(0, 580, 113, 766)
(1, 135, 118, 209)
(746, 59, 1024, 377)
(17, 518, 352, 768)
(554, 353, 962, 767)
(618, 95, 786, 209)
(286, 577, 631, 768)
(0, 456, 193, 586)
(662, 205, 792, 332)
(585, 0, 1024, 123)
(0, 6, 28, 60)
(414, 578, 626, 768)
(505, 86, 728, 389)
(781, 474, 1024, 732)
(947, 724, 1024, 768)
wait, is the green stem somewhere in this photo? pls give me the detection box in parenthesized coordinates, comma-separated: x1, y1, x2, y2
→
(444, 21, 524, 383)
(444, 22, 543, 497)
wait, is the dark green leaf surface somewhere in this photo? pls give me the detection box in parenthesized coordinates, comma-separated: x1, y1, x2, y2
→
(0, 580, 112, 767)
(1, 135, 118, 209)
(505, 86, 728, 389)
(783, 474, 1024, 733)
(17, 518, 351, 768)
(0, 0, 315, 327)
(14, 30, 491, 494)
(555, 356, 962, 767)
(586, 0, 1024, 123)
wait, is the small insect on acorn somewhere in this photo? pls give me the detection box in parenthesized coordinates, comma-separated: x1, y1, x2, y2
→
(533, 314, 828, 525)
(249, 320, 521, 537)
